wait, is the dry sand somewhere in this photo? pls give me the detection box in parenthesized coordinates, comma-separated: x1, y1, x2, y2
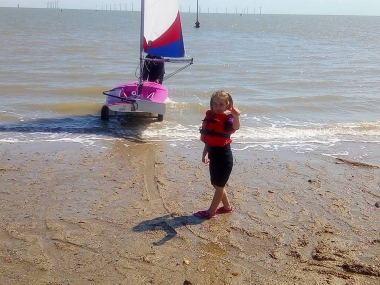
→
(1, 139, 380, 285)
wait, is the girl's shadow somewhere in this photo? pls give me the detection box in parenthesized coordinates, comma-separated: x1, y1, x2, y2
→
(133, 213, 204, 246)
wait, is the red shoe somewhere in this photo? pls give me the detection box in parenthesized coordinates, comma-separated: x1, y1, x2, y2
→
(216, 206, 233, 214)
(193, 210, 216, 219)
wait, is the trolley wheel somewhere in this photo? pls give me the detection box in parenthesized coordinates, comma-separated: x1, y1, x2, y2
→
(157, 114, 164, 122)
(101, 105, 109, 120)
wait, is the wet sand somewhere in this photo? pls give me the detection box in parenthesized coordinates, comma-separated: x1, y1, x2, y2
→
(1, 140, 380, 285)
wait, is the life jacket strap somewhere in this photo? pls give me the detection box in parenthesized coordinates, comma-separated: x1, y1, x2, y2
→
(202, 118, 216, 123)
(200, 129, 231, 138)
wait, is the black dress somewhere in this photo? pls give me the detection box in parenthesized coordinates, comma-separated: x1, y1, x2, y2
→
(208, 144, 233, 187)
(207, 117, 234, 187)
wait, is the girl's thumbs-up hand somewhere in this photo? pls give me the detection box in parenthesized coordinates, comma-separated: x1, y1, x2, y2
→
(231, 106, 240, 117)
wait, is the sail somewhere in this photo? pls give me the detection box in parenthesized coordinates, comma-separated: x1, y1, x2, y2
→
(143, 0, 185, 58)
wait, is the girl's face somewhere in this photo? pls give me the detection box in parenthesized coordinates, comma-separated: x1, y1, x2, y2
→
(212, 97, 229, 114)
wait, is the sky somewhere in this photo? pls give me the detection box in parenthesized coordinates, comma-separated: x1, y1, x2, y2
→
(1, 0, 380, 16)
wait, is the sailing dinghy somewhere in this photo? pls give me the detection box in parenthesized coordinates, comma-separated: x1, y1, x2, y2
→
(101, 0, 193, 121)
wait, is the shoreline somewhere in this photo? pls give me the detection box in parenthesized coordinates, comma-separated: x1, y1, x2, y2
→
(1, 140, 380, 284)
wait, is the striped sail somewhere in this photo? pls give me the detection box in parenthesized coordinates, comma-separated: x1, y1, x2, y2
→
(143, 0, 185, 58)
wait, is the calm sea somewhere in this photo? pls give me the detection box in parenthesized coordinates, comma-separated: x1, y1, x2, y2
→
(1, 8, 380, 162)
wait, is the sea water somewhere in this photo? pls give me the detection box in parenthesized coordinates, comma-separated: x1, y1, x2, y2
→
(0, 8, 379, 162)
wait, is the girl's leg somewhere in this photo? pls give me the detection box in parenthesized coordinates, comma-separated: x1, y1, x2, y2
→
(207, 185, 231, 214)
(205, 145, 233, 215)
(221, 188, 231, 209)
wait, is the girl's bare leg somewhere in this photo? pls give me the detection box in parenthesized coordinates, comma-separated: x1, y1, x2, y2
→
(221, 188, 231, 209)
(207, 185, 231, 214)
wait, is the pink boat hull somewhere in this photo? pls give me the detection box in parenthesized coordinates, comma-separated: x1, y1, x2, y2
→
(104, 81, 168, 116)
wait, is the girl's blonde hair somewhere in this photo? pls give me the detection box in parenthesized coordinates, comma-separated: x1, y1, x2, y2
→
(210, 90, 233, 112)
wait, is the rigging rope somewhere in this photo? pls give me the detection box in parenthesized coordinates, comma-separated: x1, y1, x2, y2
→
(163, 62, 193, 81)
(135, 61, 193, 82)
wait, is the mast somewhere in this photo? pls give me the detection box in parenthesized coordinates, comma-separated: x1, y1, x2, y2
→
(139, 0, 145, 85)
(195, 0, 200, 28)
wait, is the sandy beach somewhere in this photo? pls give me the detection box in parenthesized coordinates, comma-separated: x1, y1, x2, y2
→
(1, 139, 380, 285)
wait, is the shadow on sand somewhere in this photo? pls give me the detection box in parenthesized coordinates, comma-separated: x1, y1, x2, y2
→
(133, 213, 205, 246)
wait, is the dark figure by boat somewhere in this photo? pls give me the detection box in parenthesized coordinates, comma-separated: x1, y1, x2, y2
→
(142, 54, 165, 84)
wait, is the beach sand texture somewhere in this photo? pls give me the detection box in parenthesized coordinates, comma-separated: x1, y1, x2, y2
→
(1, 140, 380, 285)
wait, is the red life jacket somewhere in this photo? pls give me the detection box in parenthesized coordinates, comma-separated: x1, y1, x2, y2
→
(200, 110, 235, 147)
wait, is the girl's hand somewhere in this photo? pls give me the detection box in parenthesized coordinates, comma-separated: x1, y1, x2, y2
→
(231, 106, 241, 130)
(231, 106, 241, 117)
(202, 145, 209, 164)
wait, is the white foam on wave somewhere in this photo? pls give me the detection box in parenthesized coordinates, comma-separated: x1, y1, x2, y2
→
(140, 119, 380, 155)
(143, 120, 380, 142)
(0, 132, 116, 147)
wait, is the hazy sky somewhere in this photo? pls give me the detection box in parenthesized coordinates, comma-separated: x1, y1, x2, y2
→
(1, 0, 380, 16)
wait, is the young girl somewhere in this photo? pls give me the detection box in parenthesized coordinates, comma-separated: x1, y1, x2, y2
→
(194, 90, 241, 219)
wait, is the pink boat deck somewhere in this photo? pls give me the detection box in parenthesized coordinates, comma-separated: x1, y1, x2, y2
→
(106, 81, 168, 105)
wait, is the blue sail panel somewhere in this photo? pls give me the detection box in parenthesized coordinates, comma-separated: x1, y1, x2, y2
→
(143, 0, 185, 58)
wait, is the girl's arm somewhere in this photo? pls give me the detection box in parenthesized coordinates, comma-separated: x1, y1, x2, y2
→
(231, 106, 241, 130)
(202, 145, 209, 164)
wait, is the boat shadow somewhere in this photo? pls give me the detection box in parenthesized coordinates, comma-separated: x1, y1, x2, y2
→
(0, 113, 160, 142)
(133, 213, 205, 246)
